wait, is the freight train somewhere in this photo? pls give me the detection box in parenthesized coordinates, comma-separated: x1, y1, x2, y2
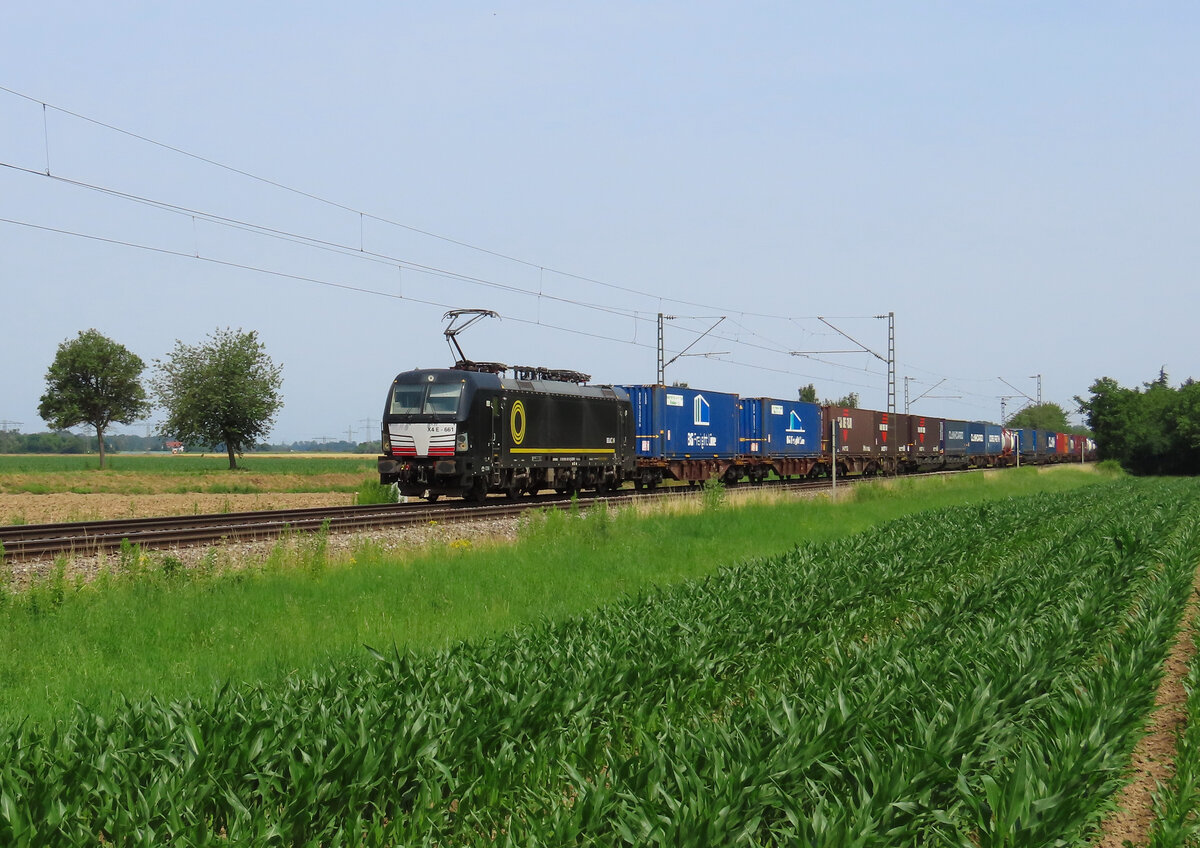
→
(377, 363, 1094, 501)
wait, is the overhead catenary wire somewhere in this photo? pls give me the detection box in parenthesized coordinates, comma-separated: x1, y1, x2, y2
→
(0, 213, 879, 391)
(0, 158, 892, 382)
(0, 83, 956, 401)
(0, 83, 828, 320)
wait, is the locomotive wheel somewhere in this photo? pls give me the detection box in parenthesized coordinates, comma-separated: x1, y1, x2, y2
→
(505, 484, 521, 500)
(425, 491, 440, 503)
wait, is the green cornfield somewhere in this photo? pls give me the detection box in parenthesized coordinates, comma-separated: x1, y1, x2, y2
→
(1, 477, 1197, 845)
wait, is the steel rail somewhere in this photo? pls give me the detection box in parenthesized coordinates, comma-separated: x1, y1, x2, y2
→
(0, 474, 882, 562)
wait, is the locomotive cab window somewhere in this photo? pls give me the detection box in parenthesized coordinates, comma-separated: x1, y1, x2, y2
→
(426, 383, 463, 415)
(389, 386, 426, 415)
(389, 382, 465, 416)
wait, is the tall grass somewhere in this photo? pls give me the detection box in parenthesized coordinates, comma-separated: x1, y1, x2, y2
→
(0, 467, 1105, 728)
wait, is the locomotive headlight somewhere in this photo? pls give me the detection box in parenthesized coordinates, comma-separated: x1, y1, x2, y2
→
(381, 431, 391, 453)
(456, 432, 469, 452)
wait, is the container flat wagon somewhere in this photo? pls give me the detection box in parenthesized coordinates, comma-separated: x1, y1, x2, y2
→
(621, 384, 741, 487)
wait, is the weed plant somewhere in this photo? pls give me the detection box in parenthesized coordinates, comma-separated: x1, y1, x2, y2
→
(355, 479, 400, 505)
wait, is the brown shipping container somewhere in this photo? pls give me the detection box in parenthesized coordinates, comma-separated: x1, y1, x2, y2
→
(877, 410, 897, 456)
(912, 415, 943, 455)
(892, 413, 913, 456)
(892, 413, 943, 458)
(823, 406, 880, 455)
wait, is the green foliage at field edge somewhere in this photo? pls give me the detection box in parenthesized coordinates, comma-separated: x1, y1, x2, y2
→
(0, 467, 1106, 728)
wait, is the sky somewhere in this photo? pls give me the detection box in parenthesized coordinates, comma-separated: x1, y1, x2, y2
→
(2, 3, 1197, 443)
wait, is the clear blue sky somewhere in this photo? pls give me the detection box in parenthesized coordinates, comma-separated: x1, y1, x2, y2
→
(3, 3, 1196, 442)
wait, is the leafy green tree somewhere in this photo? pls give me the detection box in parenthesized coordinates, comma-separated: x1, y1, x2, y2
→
(1005, 402, 1071, 433)
(798, 384, 818, 403)
(822, 392, 859, 409)
(1077, 372, 1200, 474)
(1173, 379, 1200, 474)
(37, 329, 149, 468)
(152, 328, 283, 470)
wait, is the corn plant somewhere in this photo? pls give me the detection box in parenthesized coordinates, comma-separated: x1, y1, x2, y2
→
(0, 479, 1196, 846)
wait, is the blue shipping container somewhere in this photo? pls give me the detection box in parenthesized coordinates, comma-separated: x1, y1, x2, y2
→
(984, 424, 1004, 455)
(966, 422, 988, 456)
(943, 420, 970, 457)
(1017, 429, 1038, 455)
(620, 385, 740, 459)
(740, 398, 821, 457)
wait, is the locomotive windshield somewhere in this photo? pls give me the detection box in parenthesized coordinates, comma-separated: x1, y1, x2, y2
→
(389, 381, 464, 416)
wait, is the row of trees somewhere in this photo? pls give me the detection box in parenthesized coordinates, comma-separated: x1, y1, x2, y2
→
(1077, 371, 1200, 475)
(0, 430, 97, 455)
(37, 328, 283, 469)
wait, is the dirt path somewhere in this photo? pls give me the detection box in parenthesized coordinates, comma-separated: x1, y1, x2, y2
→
(1095, 570, 1199, 847)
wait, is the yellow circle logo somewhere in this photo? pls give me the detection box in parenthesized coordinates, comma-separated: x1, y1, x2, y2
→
(510, 400, 526, 445)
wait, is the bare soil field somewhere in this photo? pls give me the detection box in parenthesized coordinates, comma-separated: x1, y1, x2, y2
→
(0, 492, 356, 525)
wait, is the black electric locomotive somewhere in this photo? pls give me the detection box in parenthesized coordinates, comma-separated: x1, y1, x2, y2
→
(377, 366, 636, 501)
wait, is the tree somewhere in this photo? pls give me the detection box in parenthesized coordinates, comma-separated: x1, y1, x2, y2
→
(798, 384, 818, 403)
(152, 328, 283, 470)
(1005, 402, 1070, 433)
(37, 329, 149, 469)
(1076, 372, 1200, 475)
(822, 392, 859, 409)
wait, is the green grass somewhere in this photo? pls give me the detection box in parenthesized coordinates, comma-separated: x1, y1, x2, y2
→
(0, 471, 1188, 845)
(0, 466, 1109, 728)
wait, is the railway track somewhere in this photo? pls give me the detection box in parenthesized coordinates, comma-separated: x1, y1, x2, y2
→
(0, 475, 861, 562)
(0, 498, 550, 561)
